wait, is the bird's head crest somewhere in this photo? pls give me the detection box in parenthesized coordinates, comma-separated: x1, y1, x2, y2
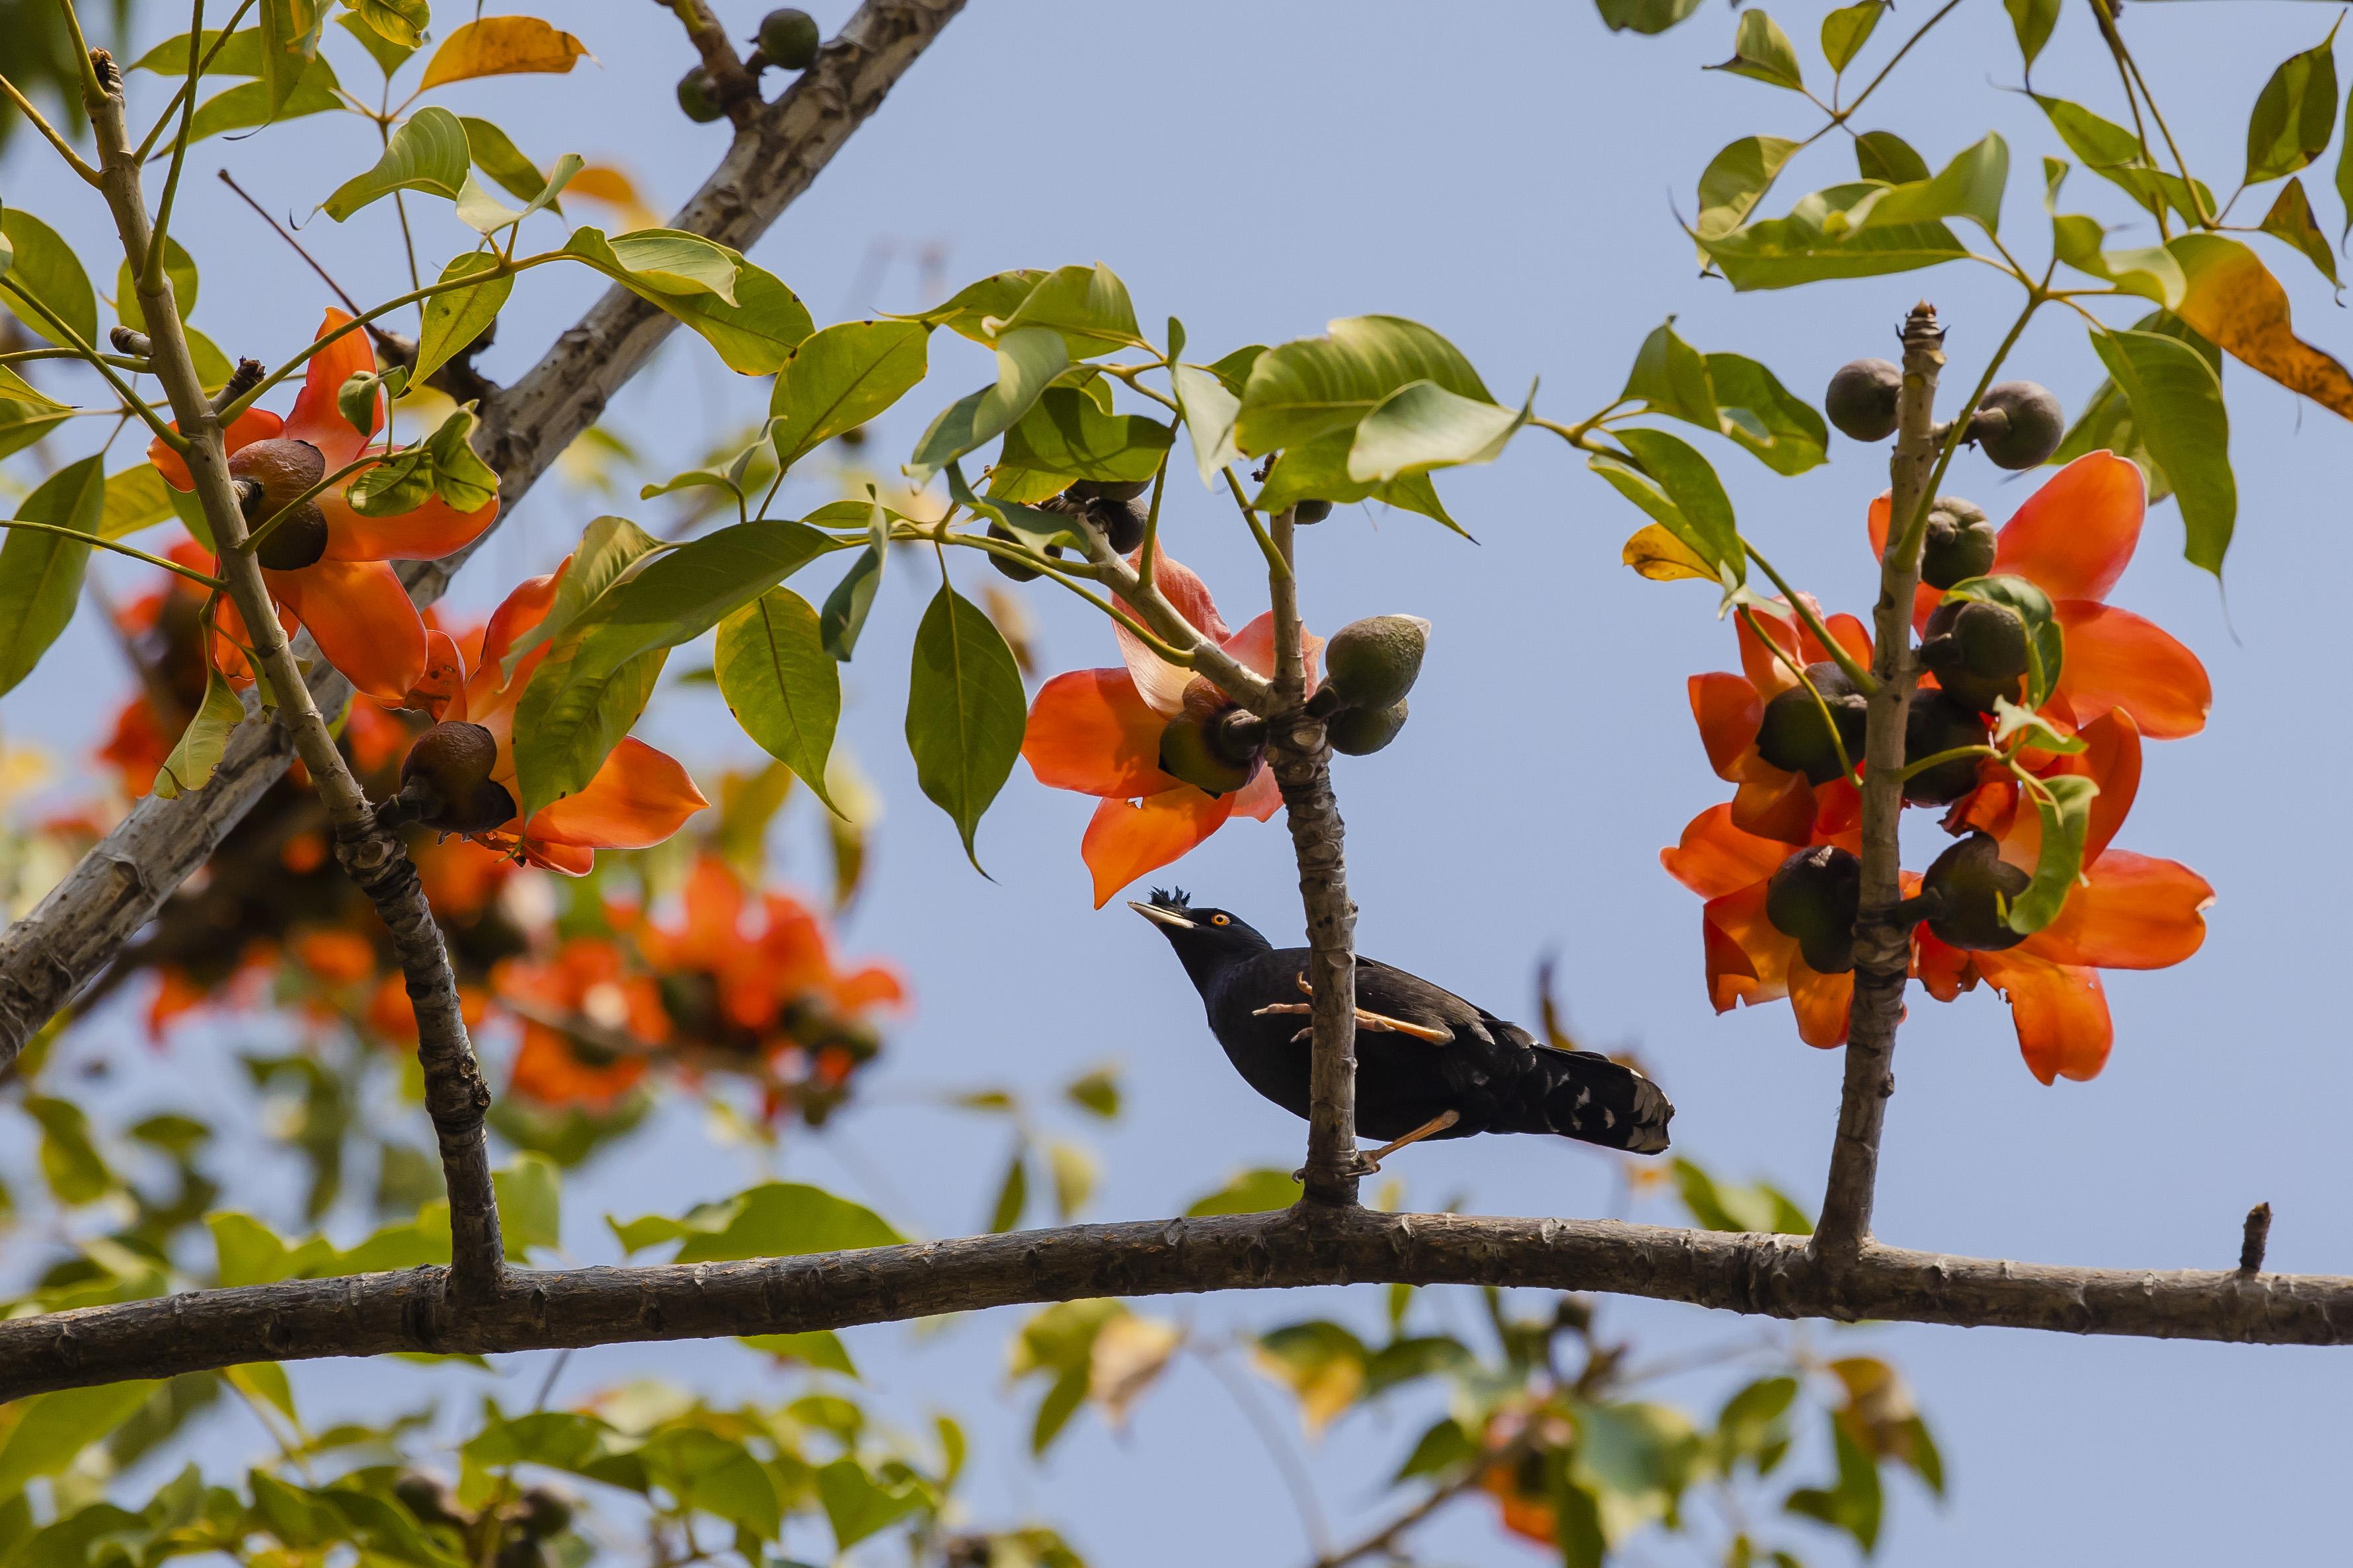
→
(1149, 886, 1192, 911)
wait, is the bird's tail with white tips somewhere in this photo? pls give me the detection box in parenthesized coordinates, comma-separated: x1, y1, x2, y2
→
(1504, 1046, 1674, 1154)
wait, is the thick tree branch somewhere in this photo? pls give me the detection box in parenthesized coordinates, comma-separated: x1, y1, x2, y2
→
(1262, 511, 1360, 1207)
(1815, 303, 1944, 1263)
(0, 0, 969, 1063)
(7, 1209, 2351, 1402)
(81, 49, 505, 1301)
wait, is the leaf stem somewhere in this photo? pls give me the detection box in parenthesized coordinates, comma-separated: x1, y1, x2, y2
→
(132, 0, 261, 162)
(1221, 465, 1290, 582)
(0, 519, 225, 587)
(1743, 541, 1876, 693)
(139, 0, 205, 295)
(0, 70, 101, 184)
(1138, 454, 1168, 593)
(0, 277, 182, 447)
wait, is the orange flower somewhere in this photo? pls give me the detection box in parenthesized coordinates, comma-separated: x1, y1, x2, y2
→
(1689, 597, 1870, 845)
(498, 938, 666, 1109)
(639, 855, 906, 1036)
(1021, 554, 1317, 906)
(147, 309, 498, 702)
(420, 565, 708, 874)
(1661, 802, 1865, 1048)
(1916, 710, 2212, 1082)
(1869, 451, 2210, 739)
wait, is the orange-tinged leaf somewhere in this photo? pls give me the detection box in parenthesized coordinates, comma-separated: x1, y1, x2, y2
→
(2171, 234, 2353, 419)
(419, 17, 590, 89)
(567, 164, 664, 235)
(1621, 521, 1713, 581)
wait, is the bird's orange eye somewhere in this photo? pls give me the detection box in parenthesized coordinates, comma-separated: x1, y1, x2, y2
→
(1212, 914, 1229, 925)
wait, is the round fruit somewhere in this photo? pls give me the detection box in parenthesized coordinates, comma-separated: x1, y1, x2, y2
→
(1967, 381, 2064, 470)
(985, 519, 1057, 581)
(1323, 615, 1430, 712)
(393, 1473, 461, 1526)
(1919, 496, 1996, 590)
(516, 1487, 575, 1539)
(1327, 698, 1408, 755)
(1292, 499, 1334, 525)
(676, 66, 724, 122)
(1088, 495, 1148, 554)
(1159, 712, 1256, 796)
(493, 1538, 554, 1568)
(229, 436, 325, 507)
(757, 7, 822, 69)
(1765, 844, 1861, 974)
(399, 722, 516, 833)
(1920, 831, 2031, 951)
(1919, 597, 2030, 712)
(1901, 690, 1993, 806)
(253, 502, 331, 570)
(1069, 478, 1150, 504)
(1754, 662, 1867, 785)
(1826, 357, 1902, 442)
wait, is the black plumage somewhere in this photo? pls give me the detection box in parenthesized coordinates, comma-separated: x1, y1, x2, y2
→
(1132, 889, 1672, 1164)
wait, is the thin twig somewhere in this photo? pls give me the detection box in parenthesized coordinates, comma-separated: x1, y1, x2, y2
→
(0, 70, 102, 184)
(0, 519, 225, 587)
(1313, 1431, 1539, 1568)
(1196, 1343, 1333, 1559)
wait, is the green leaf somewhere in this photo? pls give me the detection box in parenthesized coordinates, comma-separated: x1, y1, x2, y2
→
(2005, 776, 2098, 936)
(348, 0, 429, 50)
(2005, 0, 2060, 73)
(26, 1094, 112, 1205)
(114, 237, 199, 335)
(642, 1430, 785, 1539)
(457, 152, 582, 235)
(1603, 428, 1742, 584)
(494, 1153, 562, 1259)
(907, 325, 1070, 478)
(1623, 319, 1718, 428)
(2050, 214, 2185, 305)
(817, 1458, 925, 1551)
(0, 455, 105, 696)
(819, 505, 888, 662)
(896, 268, 1049, 344)
(153, 667, 245, 800)
(1853, 129, 1929, 184)
(987, 262, 1145, 357)
(2089, 327, 2235, 574)
(740, 1330, 858, 1376)
(1171, 360, 1245, 486)
(223, 1361, 299, 1424)
(1707, 9, 1805, 92)
(904, 582, 1026, 871)
(321, 104, 471, 221)
(1699, 182, 1967, 291)
(0, 403, 73, 461)
(1943, 574, 2063, 708)
(1251, 430, 1462, 534)
(0, 366, 67, 412)
(2052, 311, 2213, 505)
(184, 75, 340, 143)
(1695, 135, 1802, 241)
(610, 1180, 904, 1263)
(1820, 2, 1882, 73)
(1, 210, 98, 350)
(2034, 94, 2215, 226)
(716, 588, 841, 813)
(500, 514, 665, 682)
(1706, 353, 1829, 474)
(0, 1383, 162, 1497)
(999, 387, 1173, 482)
(1596, 0, 1705, 34)
(1346, 379, 1526, 483)
(256, 0, 325, 121)
(1065, 1065, 1121, 1119)
(768, 319, 930, 470)
(210, 1212, 296, 1287)
(1785, 1416, 1883, 1553)
(987, 1148, 1028, 1233)
(1863, 132, 2008, 235)
(1235, 315, 1491, 454)
(1184, 1168, 1299, 1216)
(133, 26, 268, 76)
(459, 115, 555, 204)
(561, 229, 812, 375)
(1672, 1157, 1813, 1236)
(2246, 20, 2340, 185)
(339, 9, 418, 74)
(2258, 178, 2341, 289)
(1395, 1417, 1479, 1482)
(512, 642, 668, 825)
(415, 252, 513, 381)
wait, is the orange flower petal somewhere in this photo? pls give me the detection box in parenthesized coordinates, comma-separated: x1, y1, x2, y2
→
(1912, 925, 1976, 1002)
(1731, 769, 1818, 844)
(406, 629, 468, 718)
(2063, 708, 2141, 865)
(1977, 950, 2112, 1083)
(147, 408, 284, 491)
(320, 486, 499, 563)
(1022, 668, 1176, 798)
(1703, 881, 1794, 1001)
(268, 558, 428, 701)
(1080, 786, 1236, 908)
(1662, 803, 1790, 899)
(1787, 956, 1853, 1048)
(1703, 915, 1765, 1012)
(527, 736, 707, 851)
(1219, 613, 1323, 696)
(1992, 451, 2145, 603)
(1114, 553, 1229, 714)
(1867, 491, 1892, 559)
(1689, 672, 1761, 780)
(2052, 601, 2210, 739)
(2023, 849, 2211, 970)
(285, 309, 377, 468)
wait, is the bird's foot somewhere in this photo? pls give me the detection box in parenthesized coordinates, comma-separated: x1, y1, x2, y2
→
(1292, 1150, 1383, 1183)
(1267, 975, 1455, 1045)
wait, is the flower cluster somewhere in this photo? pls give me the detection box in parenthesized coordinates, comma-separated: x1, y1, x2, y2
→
(1664, 453, 2214, 1082)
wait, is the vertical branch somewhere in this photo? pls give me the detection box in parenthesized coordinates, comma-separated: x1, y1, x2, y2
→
(1262, 509, 1361, 1207)
(1815, 303, 1945, 1263)
(79, 48, 506, 1303)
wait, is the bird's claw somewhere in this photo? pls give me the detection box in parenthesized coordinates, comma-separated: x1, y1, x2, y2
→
(1292, 1150, 1383, 1184)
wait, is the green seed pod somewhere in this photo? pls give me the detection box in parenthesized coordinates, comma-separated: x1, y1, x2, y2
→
(1753, 662, 1867, 785)
(1765, 844, 1861, 974)
(1327, 697, 1408, 755)
(1825, 357, 1901, 442)
(985, 519, 1059, 581)
(1902, 691, 1993, 807)
(1966, 381, 2064, 470)
(757, 7, 822, 69)
(393, 1472, 463, 1526)
(676, 65, 725, 122)
(516, 1486, 576, 1539)
(1324, 615, 1430, 712)
(1921, 831, 2032, 951)
(1919, 597, 2030, 713)
(1159, 710, 1256, 796)
(1088, 495, 1148, 554)
(1919, 496, 1997, 591)
(1292, 499, 1334, 524)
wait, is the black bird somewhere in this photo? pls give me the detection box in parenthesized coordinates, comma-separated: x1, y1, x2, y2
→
(1132, 889, 1672, 1169)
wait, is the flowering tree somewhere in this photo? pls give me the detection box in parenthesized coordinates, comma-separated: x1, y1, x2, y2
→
(0, 0, 2345, 1562)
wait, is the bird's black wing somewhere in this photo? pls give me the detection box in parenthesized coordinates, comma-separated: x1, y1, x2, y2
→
(1352, 959, 1497, 1045)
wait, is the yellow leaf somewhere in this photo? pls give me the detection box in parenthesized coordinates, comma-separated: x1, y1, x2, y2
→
(418, 16, 590, 89)
(1621, 521, 1713, 581)
(1087, 1314, 1180, 1426)
(2171, 234, 2353, 421)
(568, 163, 664, 235)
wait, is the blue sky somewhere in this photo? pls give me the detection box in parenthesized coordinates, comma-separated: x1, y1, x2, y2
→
(5, 1, 2351, 1560)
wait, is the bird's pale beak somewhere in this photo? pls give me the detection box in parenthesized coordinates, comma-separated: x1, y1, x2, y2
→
(1128, 900, 1196, 930)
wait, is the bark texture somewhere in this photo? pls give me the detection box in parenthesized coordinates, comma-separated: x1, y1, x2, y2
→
(0, 0, 970, 1064)
(7, 1209, 2347, 1400)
